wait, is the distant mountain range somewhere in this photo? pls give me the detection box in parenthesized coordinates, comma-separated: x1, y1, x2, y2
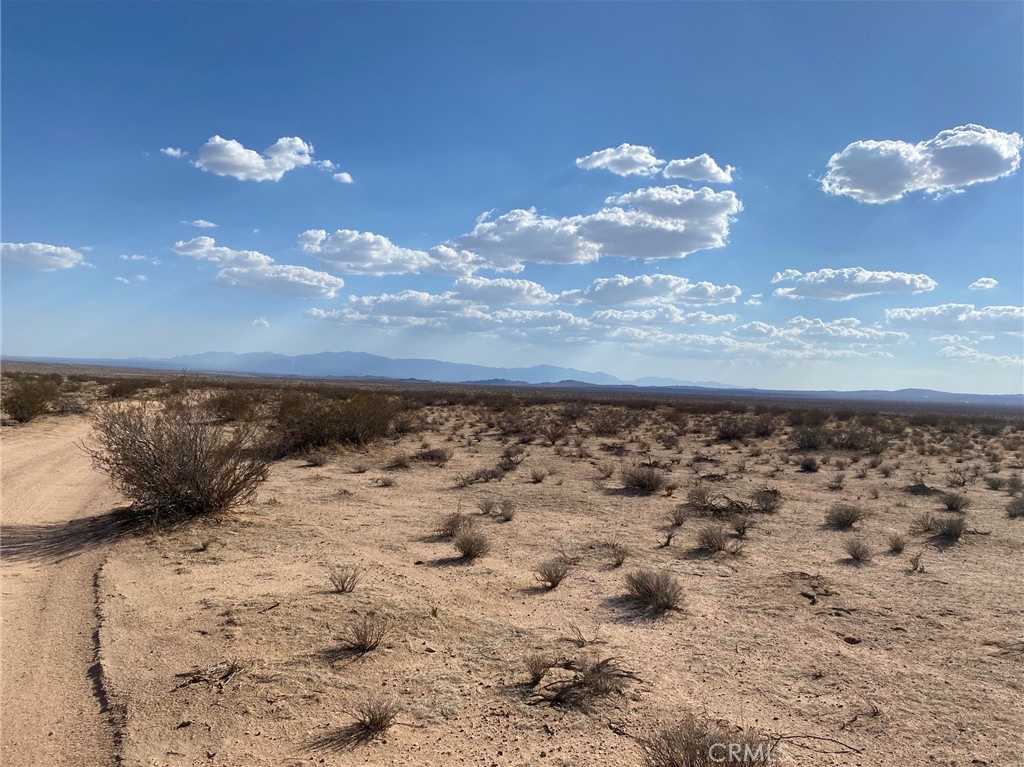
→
(6, 351, 1022, 408)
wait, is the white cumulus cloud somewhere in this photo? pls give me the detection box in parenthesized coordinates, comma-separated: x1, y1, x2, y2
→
(662, 153, 734, 183)
(299, 229, 479, 276)
(252, 317, 270, 328)
(160, 147, 188, 158)
(453, 275, 557, 305)
(560, 273, 741, 306)
(1, 242, 87, 270)
(193, 135, 314, 182)
(771, 267, 937, 301)
(821, 124, 1022, 203)
(333, 172, 354, 184)
(575, 143, 664, 176)
(885, 303, 1024, 334)
(968, 277, 998, 291)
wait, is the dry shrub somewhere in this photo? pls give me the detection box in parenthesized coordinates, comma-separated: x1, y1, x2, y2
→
(106, 377, 161, 399)
(327, 565, 361, 594)
(696, 524, 738, 554)
(346, 614, 391, 654)
(621, 464, 668, 494)
(602, 541, 629, 567)
(205, 389, 257, 421)
(825, 503, 866, 530)
(912, 512, 966, 541)
(1008, 497, 1024, 519)
(84, 402, 269, 521)
(887, 533, 906, 553)
(524, 653, 555, 686)
(454, 528, 491, 560)
(496, 498, 516, 522)
(344, 697, 399, 742)
(274, 392, 400, 457)
(595, 460, 616, 479)
(715, 417, 749, 442)
(414, 446, 452, 465)
(844, 538, 873, 565)
(590, 408, 628, 437)
(940, 492, 971, 512)
(385, 452, 411, 470)
(667, 505, 689, 528)
(437, 511, 472, 538)
(530, 656, 639, 710)
(795, 427, 827, 451)
(750, 486, 782, 513)
(643, 714, 775, 766)
(535, 558, 570, 589)
(530, 467, 549, 484)
(625, 568, 683, 613)
(2, 377, 59, 422)
(799, 456, 819, 473)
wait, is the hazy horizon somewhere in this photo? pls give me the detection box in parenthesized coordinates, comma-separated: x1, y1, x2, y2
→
(2, 3, 1022, 393)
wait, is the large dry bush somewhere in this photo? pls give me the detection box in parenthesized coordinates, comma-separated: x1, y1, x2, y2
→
(273, 391, 401, 457)
(84, 402, 269, 521)
(2, 377, 59, 422)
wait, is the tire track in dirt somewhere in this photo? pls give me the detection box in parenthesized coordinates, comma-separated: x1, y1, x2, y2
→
(1, 417, 124, 767)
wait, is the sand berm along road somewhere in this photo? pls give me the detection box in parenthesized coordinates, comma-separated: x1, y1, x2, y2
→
(1, 416, 124, 767)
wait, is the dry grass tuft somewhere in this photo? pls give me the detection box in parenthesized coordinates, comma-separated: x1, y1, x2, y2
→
(621, 464, 669, 494)
(825, 503, 866, 530)
(643, 714, 775, 766)
(535, 558, 570, 589)
(346, 614, 391, 654)
(625, 568, 683, 613)
(454, 528, 491, 560)
(844, 538, 873, 565)
(327, 565, 361, 594)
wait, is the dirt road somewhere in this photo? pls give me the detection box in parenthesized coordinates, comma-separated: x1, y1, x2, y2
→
(1, 416, 122, 767)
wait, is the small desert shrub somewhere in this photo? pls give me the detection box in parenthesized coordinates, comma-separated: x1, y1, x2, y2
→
(496, 498, 516, 522)
(750, 486, 782, 513)
(643, 714, 774, 767)
(205, 389, 256, 422)
(530, 467, 549, 484)
(3, 377, 60, 422)
(595, 460, 616, 479)
(535, 558, 570, 589)
(825, 503, 866, 530)
(844, 538, 873, 565)
(1007, 475, 1023, 495)
(530, 656, 639, 710)
(84, 402, 269, 521)
(1007, 497, 1024, 519)
(106, 377, 160, 399)
(414, 446, 452, 465)
(685, 484, 716, 513)
(621, 464, 668, 494)
(752, 414, 776, 438)
(912, 512, 966, 541)
(386, 452, 411, 470)
(940, 492, 971, 512)
(715, 417, 749, 442)
(887, 533, 906, 554)
(696, 524, 735, 554)
(303, 449, 331, 467)
(985, 476, 1006, 491)
(827, 472, 846, 491)
(454, 528, 491, 560)
(455, 466, 506, 486)
(345, 697, 399, 742)
(907, 551, 926, 573)
(795, 427, 827, 451)
(625, 569, 683, 613)
(603, 542, 629, 567)
(327, 565, 361, 593)
(667, 505, 689, 528)
(346, 614, 391, 653)
(945, 467, 970, 488)
(731, 516, 753, 539)
(477, 498, 498, 516)
(437, 511, 473, 538)
(799, 456, 819, 473)
(274, 392, 400, 457)
(524, 653, 555, 686)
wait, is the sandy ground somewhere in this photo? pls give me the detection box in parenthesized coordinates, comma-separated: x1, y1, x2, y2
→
(2, 407, 1023, 766)
(0, 416, 123, 766)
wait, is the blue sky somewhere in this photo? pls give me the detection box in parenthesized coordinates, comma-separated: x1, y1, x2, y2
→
(2, 2, 1022, 392)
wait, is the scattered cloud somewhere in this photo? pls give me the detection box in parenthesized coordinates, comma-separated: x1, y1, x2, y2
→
(771, 267, 937, 301)
(174, 236, 343, 298)
(885, 303, 1024, 333)
(968, 277, 998, 291)
(183, 219, 218, 229)
(560, 273, 741, 306)
(1, 241, 87, 270)
(575, 143, 664, 176)
(252, 317, 270, 328)
(453, 208, 598, 270)
(333, 172, 354, 184)
(299, 229, 479, 276)
(745, 294, 763, 306)
(937, 344, 1023, 367)
(121, 254, 161, 265)
(216, 264, 343, 298)
(453, 275, 558, 305)
(821, 123, 1022, 203)
(662, 153, 734, 183)
(193, 135, 314, 182)
(160, 146, 188, 158)
(114, 274, 148, 285)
